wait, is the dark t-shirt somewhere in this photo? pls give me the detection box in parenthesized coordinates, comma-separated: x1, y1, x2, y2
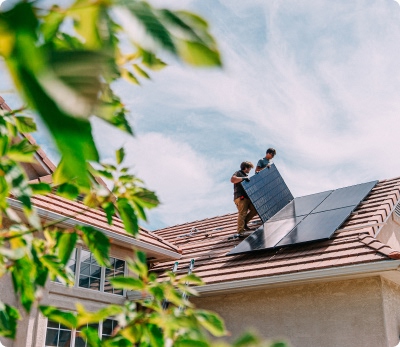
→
(233, 170, 249, 200)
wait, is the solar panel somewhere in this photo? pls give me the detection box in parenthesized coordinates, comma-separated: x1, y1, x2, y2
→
(268, 190, 332, 222)
(275, 206, 355, 247)
(313, 181, 378, 213)
(242, 164, 294, 223)
(227, 179, 378, 256)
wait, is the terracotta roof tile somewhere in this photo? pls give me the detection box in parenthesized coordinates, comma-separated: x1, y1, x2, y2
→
(152, 177, 400, 285)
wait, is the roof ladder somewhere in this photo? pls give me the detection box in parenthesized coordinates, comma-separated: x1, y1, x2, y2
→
(180, 259, 195, 311)
(162, 261, 179, 310)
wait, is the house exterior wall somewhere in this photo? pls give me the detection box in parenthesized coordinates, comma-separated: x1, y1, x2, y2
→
(382, 278, 400, 347)
(191, 276, 391, 347)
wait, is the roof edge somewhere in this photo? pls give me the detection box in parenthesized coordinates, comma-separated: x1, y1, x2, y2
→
(195, 260, 400, 296)
(8, 198, 182, 260)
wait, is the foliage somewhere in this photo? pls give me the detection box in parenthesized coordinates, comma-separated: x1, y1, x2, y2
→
(0, 0, 287, 346)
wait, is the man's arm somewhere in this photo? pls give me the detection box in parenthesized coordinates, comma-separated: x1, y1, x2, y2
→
(231, 173, 249, 183)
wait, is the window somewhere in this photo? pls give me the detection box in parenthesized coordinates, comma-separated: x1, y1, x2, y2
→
(101, 319, 118, 339)
(78, 250, 101, 291)
(53, 247, 126, 296)
(45, 321, 72, 347)
(45, 320, 114, 347)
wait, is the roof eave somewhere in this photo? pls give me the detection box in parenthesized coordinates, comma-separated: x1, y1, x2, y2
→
(195, 260, 400, 296)
(8, 198, 182, 260)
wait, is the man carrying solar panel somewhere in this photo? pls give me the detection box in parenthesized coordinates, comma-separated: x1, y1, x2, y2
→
(255, 148, 276, 173)
(231, 161, 257, 237)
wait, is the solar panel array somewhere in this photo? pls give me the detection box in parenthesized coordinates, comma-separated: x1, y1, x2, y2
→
(241, 164, 294, 223)
(228, 178, 378, 256)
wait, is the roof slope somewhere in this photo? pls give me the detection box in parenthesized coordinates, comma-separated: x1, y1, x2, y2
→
(20, 193, 181, 259)
(152, 177, 400, 285)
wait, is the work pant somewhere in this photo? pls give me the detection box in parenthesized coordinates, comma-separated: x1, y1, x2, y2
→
(234, 197, 257, 234)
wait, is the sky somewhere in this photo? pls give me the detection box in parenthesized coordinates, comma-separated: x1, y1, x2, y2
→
(2, 0, 400, 230)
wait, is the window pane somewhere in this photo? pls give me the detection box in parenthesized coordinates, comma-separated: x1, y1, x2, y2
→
(79, 275, 90, 288)
(47, 321, 59, 329)
(115, 260, 125, 272)
(102, 319, 117, 338)
(90, 265, 101, 278)
(89, 277, 100, 291)
(74, 336, 86, 347)
(81, 250, 91, 263)
(80, 263, 91, 276)
(45, 329, 59, 346)
(58, 329, 72, 347)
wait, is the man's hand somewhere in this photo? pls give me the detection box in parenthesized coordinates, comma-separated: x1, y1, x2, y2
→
(243, 177, 250, 182)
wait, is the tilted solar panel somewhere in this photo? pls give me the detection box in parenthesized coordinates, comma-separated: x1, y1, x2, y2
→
(241, 164, 294, 223)
(227, 180, 378, 256)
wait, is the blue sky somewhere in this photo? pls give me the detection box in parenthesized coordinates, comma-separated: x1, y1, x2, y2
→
(2, 0, 400, 230)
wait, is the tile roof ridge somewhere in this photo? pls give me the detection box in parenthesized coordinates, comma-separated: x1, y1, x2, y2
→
(358, 234, 400, 259)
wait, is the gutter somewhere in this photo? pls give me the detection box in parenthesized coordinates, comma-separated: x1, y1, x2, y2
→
(8, 198, 181, 260)
(195, 260, 400, 296)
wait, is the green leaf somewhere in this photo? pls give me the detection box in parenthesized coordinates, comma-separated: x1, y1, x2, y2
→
(8, 139, 38, 163)
(140, 50, 166, 70)
(41, 5, 66, 42)
(56, 182, 79, 200)
(233, 332, 259, 347)
(40, 254, 74, 284)
(116, 147, 125, 165)
(80, 327, 101, 347)
(15, 116, 37, 133)
(117, 198, 138, 236)
(102, 336, 132, 347)
(177, 40, 221, 67)
(102, 201, 115, 224)
(132, 64, 150, 79)
(40, 306, 77, 329)
(79, 226, 110, 267)
(147, 324, 163, 347)
(178, 274, 203, 286)
(195, 310, 226, 337)
(0, 302, 20, 339)
(75, 304, 123, 327)
(121, 69, 140, 85)
(119, 1, 176, 53)
(29, 182, 51, 195)
(175, 339, 209, 347)
(55, 231, 77, 265)
(10, 256, 36, 312)
(69, 0, 103, 50)
(110, 277, 145, 291)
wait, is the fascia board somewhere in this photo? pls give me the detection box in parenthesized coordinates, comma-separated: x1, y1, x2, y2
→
(7, 198, 181, 260)
(195, 260, 400, 296)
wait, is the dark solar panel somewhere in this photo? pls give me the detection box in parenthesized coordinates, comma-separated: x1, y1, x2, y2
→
(227, 216, 305, 255)
(268, 190, 333, 222)
(313, 181, 378, 213)
(275, 205, 355, 247)
(227, 179, 378, 256)
(242, 164, 294, 223)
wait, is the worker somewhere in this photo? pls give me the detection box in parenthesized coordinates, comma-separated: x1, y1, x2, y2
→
(231, 161, 257, 236)
(255, 148, 276, 173)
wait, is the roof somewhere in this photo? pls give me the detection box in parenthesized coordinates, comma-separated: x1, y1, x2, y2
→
(8, 193, 181, 261)
(151, 177, 400, 285)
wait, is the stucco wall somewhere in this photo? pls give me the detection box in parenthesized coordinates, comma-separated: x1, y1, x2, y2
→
(192, 277, 391, 347)
(382, 278, 400, 347)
